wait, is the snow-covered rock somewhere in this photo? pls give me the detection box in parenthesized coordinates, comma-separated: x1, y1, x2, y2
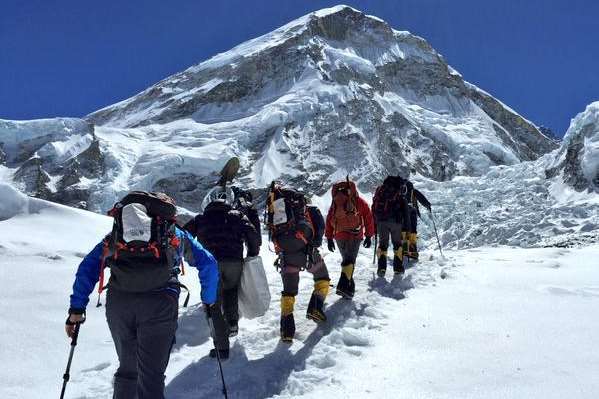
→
(0, 182, 60, 220)
(1, 6, 557, 213)
(0, 118, 97, 207)
(0, 118, 94, 166)
(547, 101, 599, 192)
(0, 183, 28, 220)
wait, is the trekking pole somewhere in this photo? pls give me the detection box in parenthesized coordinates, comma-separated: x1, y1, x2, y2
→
(60, 322, 81, 399)
(429, 210, 444, 258)
(372, 233, 378, 265)
(206, 316, 229, 399)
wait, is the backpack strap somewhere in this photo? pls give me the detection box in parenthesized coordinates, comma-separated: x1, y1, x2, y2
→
(95, 236, 112, 307)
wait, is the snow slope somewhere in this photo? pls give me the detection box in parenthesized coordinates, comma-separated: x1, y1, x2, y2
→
(1, 185, 598, 398)
(0, 184, 112, 399)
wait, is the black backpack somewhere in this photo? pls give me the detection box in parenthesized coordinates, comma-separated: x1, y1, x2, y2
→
(265, 183, 314, 244)
(232, 186, 261, 239)
(102, 191, 181, 293)
(306, 205, 325, 247)
(373, 176, 408, 222)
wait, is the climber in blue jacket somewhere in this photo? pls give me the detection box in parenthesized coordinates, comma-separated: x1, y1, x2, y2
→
(65, 192, 219, 399)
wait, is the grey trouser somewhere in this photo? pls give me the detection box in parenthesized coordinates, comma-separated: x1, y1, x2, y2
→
(106, 288, 178, 399)
(280, 251, 330, 296)
(377, 220, 403, 252)
(336, 239, 361, 267)
(210, 259, 242, 350)
(218, 259, 243, 324)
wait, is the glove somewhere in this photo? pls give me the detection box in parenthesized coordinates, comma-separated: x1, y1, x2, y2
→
(327, 238, 335, 252)
(65, 309, 85, 338)
(363, 236, 372, 248)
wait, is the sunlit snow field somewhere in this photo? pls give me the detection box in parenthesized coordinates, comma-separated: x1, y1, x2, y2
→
(1, 184, 598, 399)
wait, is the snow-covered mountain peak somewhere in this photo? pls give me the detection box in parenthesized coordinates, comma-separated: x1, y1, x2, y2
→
(88, 5, 441, 128)
(3, 6, 559, 218)
(176, 5, 433, 75)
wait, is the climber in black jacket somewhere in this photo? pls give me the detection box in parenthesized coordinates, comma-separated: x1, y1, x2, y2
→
(184, 190, 261, 359)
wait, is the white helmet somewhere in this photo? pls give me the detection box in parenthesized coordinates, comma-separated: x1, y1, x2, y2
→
(200, 186, 234, 214)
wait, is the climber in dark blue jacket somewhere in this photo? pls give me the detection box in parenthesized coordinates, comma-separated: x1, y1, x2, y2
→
(65, 225, 219, 399)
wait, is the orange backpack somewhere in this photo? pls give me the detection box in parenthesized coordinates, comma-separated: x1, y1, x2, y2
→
(330, 180, 362, 235)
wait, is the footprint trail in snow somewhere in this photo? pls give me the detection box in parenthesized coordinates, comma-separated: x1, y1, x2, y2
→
(163, 245, 454, 399)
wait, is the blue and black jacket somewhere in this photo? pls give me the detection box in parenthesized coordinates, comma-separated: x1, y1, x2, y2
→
(69, 227, 219, 312)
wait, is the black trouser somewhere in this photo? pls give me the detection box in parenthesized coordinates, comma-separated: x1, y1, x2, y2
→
(336, 238, 361, 267)
(409, 206, 418, 233)
(377, 220, 403, 252)
(210, 259, 242, 350)
(106, 288, 178, 399)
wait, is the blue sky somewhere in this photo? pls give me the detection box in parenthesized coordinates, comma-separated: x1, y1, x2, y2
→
(1, 0, 598, 136)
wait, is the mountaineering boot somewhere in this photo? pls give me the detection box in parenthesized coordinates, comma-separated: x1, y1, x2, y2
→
(408, 233, 419, 260)
(280, 295, 296, 342)
(377, 248, 388, 277)
(307, 279, 329, 322)
(280, 314, 295, 342)
(228, 321, 239, 337)
(209, 348, 230, 360)
(336, 263, 355, 299)
(393, 248, 405, 275)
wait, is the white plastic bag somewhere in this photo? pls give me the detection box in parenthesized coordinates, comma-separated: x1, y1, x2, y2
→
(238, 256, 271, 319)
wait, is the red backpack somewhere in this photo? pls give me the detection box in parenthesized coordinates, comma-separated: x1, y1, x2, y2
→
(330, 180, 362, 235)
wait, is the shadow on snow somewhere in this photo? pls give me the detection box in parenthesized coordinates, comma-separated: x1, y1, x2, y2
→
(367, 271, 415, 300)
(172, 303, 212, 351)
(166, 299, 368, 399)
